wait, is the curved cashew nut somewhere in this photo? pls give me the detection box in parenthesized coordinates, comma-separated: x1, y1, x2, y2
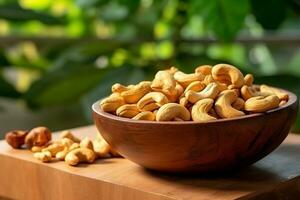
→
(132, 111, 156, 121)
(60, 130, 81, 143)
(232, 97, 245, 111)
(55, 138, 74, 160)
(195, 65, 212, 75)
(245, 95, 280, 112)
(137, 92, 169, 111)
(244, 74, 254, 86)
(174, 71, 204, 88)
(100, 93, 125, 112)
(156, 103, 190, 121)
(165, 83, 184, 102)
(260, 85, 289, 101)
(151, 70, 177, 96)
(116, 104, 140, 118)
(212, 64, 244, 88)
(185, 82, 220, 103)
(215, 90, 245, 118)
(93, 137, 111, 158)
(241, 85, 269, 100)
(191, 99, 217, 122)
(184, 81, 206, 94)
(121, 81, 152, 104)
(65, 147, 96, 166)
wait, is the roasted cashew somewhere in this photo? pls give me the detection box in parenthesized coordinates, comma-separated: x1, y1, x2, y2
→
(80, 137, 94, 150)
(132, 111, 156, 121)
(55, 138, 74, 160)
(215, 90, 245, 118)
(42, 142, 65, 157)
(195, 65, 212, 75)
(34, 151, 52, 162)
(65, 147, 96, 166)
(151, 70, 177, 96)
(202, 75, 215, 86)
(93, 137, 111, 158)
(184, 81, 206, 94)
(25, 127, 52, 149)
(185, 82, 220, 103)
(60, 130, 81, 143)
(244, 74, 254, 86)
(245, 95, 280, 112)
(116, 104, 140, 118)
(191, 99, 217, 122)
(121, 81, 152, 103)
(241, 85, 269, 100)
(100, 93, 125, 112)
(156, 103, 190, 121)
(174, 71, 204, 88)
(232, 97, 245, 111)
(212, 64, 244, 88)
(260, 85, 289, 101)
(5, 130, 28, 149)
(137, 92, 169, 111)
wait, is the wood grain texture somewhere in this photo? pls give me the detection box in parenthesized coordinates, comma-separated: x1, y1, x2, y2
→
(93, 90, 298, 173)
(1, 126, 300, 200)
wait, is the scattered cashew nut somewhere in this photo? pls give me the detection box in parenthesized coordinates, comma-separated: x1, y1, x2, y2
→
(212, 64, 244, 88)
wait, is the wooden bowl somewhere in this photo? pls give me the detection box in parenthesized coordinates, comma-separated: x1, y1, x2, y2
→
(92, 89, 298, 173)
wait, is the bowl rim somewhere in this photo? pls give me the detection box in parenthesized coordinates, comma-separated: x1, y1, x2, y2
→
(92, 87, 298, 125)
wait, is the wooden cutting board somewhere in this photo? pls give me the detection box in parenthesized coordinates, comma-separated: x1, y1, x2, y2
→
(0, 125, 300, 200)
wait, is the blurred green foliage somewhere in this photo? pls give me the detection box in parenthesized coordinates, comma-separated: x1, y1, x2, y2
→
(0, 0, 300, 130)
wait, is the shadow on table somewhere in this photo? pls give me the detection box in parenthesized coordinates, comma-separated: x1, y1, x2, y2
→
(139, 143, 300, 192)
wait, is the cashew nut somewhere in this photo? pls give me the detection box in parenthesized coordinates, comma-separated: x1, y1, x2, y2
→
(121, 81, 152, 103)
(111, 83, 130, 93)
(93, 137, 111, 158)
(42, 142, 65, 157)
(116, 104, 140, 118)
(215, 90, 245, 118)
(55, 138, 74, 160)
(195, 65, 212, 75)
(212, 64, 244, 88)
(60, 130, 81, 143)
(25, 127, 52, 149)
(184, 81, 206, 94)
(244, 74, 254, 86)
(174, 71, 204, 88)
(151, 70, 177, 96)
(34, 151, 52, 163)
(65, 147, 96, 166)
(5, 130, 28, 149)
(245, 95, 280, 112)
(241, 85, 269, 100)
(260, 85, 289, 101)
(137, 92, 169, 111)
(156, 103, 190, 121)
(191, 99, 217, 122)
(185, 82, 220, 103)
(132, 111, 156, 121)
(80, 137, 94, 150)
(232, 97, 245, 111)
(100, 93, 125, 112)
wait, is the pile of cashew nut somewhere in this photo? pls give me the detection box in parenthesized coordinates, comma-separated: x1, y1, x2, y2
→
(100, 64, 289, 122)
(5, 127, 120, 166)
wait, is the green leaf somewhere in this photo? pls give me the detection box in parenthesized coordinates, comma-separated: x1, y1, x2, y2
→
(189, 0, 249, 41)
(0, 4, 64, 24)
(0, 75, 21, 98)
(25, 65, 108, 107)
(251, 0, 286, 29)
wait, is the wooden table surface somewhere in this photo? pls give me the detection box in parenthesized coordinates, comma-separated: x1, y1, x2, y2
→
(0, 125, 300, 200)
